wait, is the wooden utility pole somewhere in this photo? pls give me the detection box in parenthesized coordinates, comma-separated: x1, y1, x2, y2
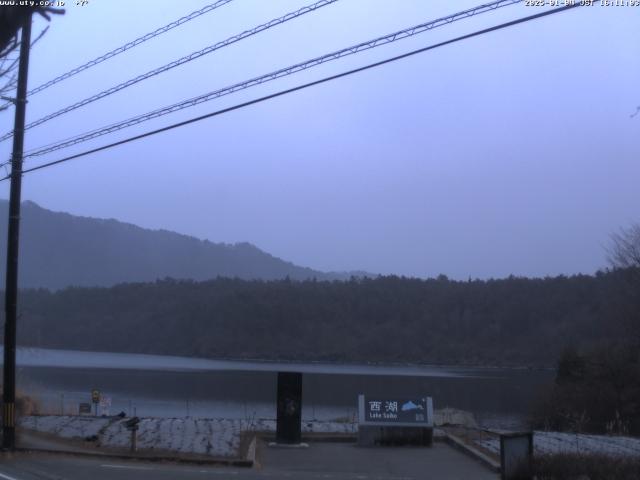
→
(3, 10, 32, 451)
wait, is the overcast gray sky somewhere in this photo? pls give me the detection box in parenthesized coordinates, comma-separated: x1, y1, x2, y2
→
(0, 0, 638, 279)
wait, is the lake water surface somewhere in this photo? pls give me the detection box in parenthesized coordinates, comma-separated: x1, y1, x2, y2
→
(9, 348, 554, 429)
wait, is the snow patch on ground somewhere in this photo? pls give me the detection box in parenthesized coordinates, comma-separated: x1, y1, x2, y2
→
(18, 415, 358, 458)
(19, 416, 111, 439)
(476, 431, 640, 458)
(19, 408, 475, 458)
(434, 408, 477, 428)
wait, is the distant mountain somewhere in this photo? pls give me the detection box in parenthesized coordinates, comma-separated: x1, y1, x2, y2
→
(0, 200, 363, 289)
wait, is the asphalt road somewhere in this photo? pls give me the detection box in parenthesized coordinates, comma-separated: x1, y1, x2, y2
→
(0, 443, 498, 480)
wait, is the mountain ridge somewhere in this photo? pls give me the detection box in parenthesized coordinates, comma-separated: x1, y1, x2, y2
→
(0, 200, 369, 289)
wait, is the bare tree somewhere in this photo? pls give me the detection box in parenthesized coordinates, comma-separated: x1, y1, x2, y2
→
(0, 20, 20, 110)
(608, 223, 640, 270)
(605, 223, 640, 348)
(0, 6, 63, 55)
(0, 6, 63, 111)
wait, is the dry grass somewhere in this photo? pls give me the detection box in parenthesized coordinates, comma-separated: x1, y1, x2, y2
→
(0, 388, 41, 416)
(16, 390, 40, 415)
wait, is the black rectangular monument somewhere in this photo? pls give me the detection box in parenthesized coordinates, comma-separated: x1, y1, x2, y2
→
(276, 372, 303, 444)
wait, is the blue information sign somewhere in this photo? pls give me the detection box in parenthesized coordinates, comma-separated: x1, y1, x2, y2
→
(359, 395, 433, 427)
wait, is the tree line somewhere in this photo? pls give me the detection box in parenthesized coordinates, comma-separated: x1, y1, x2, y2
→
(4, 268, 635, 368)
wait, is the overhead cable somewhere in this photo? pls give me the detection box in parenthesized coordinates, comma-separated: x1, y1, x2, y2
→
(0, 0, 338, 143)
(1, 3, 582, 181)
(22, 0, 523, 159)
(28, 0, 235, 97)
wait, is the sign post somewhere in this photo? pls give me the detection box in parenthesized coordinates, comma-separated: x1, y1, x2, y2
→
(99, 396, 111, 417)
(91, 389, 100, 417)
(125, 417, 140, 452)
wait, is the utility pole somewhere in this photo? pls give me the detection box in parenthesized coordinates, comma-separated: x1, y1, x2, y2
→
(3, 11, 32, 451)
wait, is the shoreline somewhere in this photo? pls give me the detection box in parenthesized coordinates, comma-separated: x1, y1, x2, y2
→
(4, 346, 557, 373)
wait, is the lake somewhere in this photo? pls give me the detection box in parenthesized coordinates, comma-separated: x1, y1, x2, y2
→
(9, 347, 554, 429)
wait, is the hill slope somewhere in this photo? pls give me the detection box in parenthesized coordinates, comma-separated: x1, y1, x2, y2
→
(0, 200, 346, 289)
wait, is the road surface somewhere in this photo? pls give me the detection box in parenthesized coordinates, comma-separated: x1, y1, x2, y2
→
(0, 443, 498, 479)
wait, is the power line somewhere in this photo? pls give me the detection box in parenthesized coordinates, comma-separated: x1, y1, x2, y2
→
(0, 3, 582, 182)
(0, 0, 234, 112)
(28, 0, 234, 97)
(0, 0, 338, 143)
(20, 0, 524, 160)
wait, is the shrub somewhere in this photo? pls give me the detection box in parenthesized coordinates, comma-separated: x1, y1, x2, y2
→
(531, 453, 640, 480)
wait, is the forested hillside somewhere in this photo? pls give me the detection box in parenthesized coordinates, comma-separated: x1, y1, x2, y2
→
(10, 270, 636, 367)
(0, 200, 352, 289)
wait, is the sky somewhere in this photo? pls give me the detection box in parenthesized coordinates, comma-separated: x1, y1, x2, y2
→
(0, 0, 638, 279)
